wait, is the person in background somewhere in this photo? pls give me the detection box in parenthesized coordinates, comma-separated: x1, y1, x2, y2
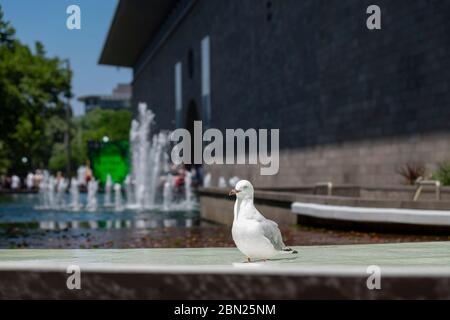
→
(56, 171, 63, 184)
(77, 166, 86, 187)
(4, 176, 11, 189)
(85, 161, 93, 184)
(193, 165, 203, 188)
(11, 175, 20, 190)
(174, 166, 185, 189)
(26, 172, 34, 190)
(34, 170, 43, 188)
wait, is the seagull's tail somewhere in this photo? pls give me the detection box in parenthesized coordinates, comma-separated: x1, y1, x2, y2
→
(282, 247, 298, 254)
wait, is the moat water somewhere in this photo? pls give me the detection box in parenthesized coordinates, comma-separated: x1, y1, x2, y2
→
(0, 193, 199, 249)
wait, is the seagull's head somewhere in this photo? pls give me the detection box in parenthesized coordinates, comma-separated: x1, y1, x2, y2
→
(229, 180, 254, 199)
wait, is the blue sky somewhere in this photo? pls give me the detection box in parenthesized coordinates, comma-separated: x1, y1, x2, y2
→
(1, 0, 132, 115)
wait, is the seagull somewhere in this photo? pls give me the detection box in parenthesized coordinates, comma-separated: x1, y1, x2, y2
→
(229, 180, 297, 262)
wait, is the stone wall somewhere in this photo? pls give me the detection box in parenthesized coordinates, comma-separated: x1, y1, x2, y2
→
(132, 0, 450, 187)
(207, 132, 450, 188)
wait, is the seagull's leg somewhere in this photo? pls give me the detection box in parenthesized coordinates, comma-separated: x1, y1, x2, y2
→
(247, 257, 251, 263)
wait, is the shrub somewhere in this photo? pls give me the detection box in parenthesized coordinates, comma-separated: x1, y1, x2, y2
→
(397, 163, 425, 185)
(432, 162, 450, 186)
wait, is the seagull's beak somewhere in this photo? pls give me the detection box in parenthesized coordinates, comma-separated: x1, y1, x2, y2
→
(229, 189, 240, 196)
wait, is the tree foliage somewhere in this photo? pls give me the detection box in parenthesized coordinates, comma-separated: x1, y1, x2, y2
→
(432, 162, 450, 186)
(0, 6, 132, 177)
(0, 5, 71, 175)
(67, 108, 132, 172)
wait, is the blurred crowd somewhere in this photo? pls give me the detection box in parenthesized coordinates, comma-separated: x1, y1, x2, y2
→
(0, 170, 44, 191)
(0, 163, 203, 193)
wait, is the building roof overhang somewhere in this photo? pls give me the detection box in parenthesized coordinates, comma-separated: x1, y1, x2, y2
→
(99, 0, 176, 67)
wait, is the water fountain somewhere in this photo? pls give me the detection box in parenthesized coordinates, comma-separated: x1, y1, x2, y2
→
(86, 179, 98, 212)
(47, 176, 57, 209)
(134, 103, 155, 208)
(104, 174, 113, 207)
(184, 170, 193, 209)
(56, 178, 68, 209)
(128, 121, 139, 205)
(145, 133, 166, 208)
(114, 183, 124, 212)
(38, 173, 48, 209)
(69, 178, 81, 211)
(35, 103, 198, 213)
(127, 103, 173, 210)
(163, 174, 174, 211)
(203, 173, 212, 187)
(36, 172, 61, 210)
(124, 175, 134, 207)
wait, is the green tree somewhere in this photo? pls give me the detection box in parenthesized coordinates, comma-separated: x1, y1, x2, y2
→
(0, 141, 11, 175)
(0, 5, 71, 175)
(0, 5, 132, 177)
(70, 108, 132, 170)
(0, 7, 14, 47)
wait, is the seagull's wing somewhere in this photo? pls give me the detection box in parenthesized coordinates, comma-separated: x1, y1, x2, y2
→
(251, 206, 288, 251)
(260, 218, 285, 251)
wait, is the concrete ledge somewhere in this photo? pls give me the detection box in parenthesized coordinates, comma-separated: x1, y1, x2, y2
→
(292, 202, 450, 226)
(1, 242, 450, 299)
(199, 187, 450, 232)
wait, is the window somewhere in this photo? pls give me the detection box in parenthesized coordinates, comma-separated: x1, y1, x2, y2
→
(174, 61, 182, 128)
(266, 1, 272, 22)
(201, 36, 211, 128)
(188, 49, 194, 79)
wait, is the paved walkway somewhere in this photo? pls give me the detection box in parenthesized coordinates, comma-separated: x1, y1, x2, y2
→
(1, 241, 449, 275)
(1, 242, 450, 298)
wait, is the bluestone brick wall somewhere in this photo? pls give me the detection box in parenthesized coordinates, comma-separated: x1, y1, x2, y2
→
(132, 0, 450, 187)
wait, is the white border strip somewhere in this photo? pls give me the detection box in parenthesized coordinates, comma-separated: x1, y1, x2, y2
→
(1, 263, 450, 277)
(292, 202, 450, 226)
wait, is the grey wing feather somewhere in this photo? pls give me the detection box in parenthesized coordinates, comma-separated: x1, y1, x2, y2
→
(261, 219, 286, 251)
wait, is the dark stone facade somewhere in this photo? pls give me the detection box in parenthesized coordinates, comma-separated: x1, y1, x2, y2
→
(132, 0, 450, 186)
